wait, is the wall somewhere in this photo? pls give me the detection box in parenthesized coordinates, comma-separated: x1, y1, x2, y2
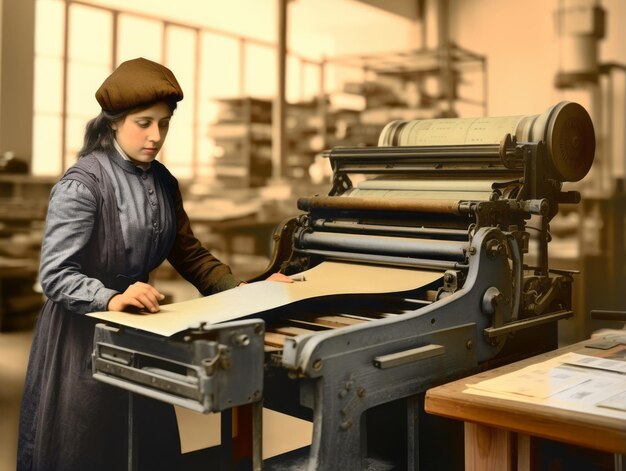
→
(0, 0, 35, 167)
(449, 0, 626, 117)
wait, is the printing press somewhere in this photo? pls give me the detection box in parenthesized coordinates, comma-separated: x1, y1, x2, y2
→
(91, 101, 595, 470)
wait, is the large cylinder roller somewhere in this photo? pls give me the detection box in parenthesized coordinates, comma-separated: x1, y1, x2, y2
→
(377, 101, 595, 182)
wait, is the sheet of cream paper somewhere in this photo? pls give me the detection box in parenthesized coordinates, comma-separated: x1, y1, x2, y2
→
(87, 261, 443, 337)
(467, 361, 591, 399)
(597, 390, 626, 412)
(463, 352, 626, 420)
(561, 352, 626, 374)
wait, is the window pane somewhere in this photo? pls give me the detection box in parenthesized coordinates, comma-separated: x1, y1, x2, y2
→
(199, 31, 244, 179)
(68, 5, 112, 63)
(65, 4, 112, 170)
(66, 115, 88, 163)
(244, 43, 276, 98)
(34, 56, 63, 114)
(66, 61, 109, 116)
(201, 32, 240, 99)
(33, 0, 66, 176)
(302, 62, 322, 100)
(286, 56, 301, 103)
(163, 25, 196, 176)
(117, 14, 163, 63)
(64, 0, 276, 43)
(35, 0, 65, 58)
(165, 26, 196, 110)
(282, 55, 324, 103)
(163, 123, 194, 178)
(32, 115, 62, 176)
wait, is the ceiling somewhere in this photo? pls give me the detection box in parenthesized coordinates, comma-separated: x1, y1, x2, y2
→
(78, 0, 418, 39)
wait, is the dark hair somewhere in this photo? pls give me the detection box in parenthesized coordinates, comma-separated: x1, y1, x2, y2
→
(78, 99, 178, 158)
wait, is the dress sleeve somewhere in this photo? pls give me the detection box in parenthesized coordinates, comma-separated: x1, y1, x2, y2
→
(39, 179, 119, 314)
(167, 184, 242, 295)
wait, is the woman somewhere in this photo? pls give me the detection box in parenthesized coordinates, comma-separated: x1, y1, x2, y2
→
(17, 57, 291, 470)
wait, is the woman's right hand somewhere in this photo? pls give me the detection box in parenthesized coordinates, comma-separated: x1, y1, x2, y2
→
(107, 282, 165, 313)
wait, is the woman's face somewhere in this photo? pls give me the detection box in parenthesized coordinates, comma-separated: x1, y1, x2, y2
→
(112, 101, 172, 165)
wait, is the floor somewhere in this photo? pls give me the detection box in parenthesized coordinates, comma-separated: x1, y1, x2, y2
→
(0, 278, 311, 471)
(0, 329, 32, 471)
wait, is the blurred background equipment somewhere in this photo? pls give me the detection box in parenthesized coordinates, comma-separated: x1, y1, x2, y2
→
(554, 0, 626, 338)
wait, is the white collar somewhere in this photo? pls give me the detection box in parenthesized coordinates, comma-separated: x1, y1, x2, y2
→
(113, 139, 151, 171)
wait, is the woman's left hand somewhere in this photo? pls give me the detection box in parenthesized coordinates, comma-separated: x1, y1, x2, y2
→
(266, 272, 294, 283)
(237, 273, 294, 287)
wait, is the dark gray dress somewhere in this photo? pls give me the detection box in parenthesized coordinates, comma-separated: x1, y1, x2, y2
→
(17, 151, 241, 470)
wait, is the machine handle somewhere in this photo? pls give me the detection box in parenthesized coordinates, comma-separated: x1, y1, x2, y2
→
(373, 344, 445, 369)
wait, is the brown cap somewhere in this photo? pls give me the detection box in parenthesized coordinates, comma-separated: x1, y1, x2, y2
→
(95, 57, 184, 112)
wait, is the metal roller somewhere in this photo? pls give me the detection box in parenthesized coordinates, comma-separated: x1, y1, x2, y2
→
(297, 231, 468, 262)
(298, 196, 461, 214)
(378, 101, 595, 182)
(344, 188, 496, 201)
(355, 178, 499, 192)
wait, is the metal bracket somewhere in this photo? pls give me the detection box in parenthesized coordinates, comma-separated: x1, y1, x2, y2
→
(374, 344, 446, 369)
(437, 270, 463, 299)
(202, 344, 230, 376)
(329, 171, 353, 196)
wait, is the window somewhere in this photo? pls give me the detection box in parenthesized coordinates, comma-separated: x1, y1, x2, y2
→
(32, 0, 323, 179)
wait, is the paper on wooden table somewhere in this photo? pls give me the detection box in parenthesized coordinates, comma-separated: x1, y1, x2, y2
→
(463, 352, 626, 420)
(87, 261, 442, 337)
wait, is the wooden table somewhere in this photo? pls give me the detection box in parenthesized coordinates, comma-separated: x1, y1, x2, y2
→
(425, 331, 626, 470)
